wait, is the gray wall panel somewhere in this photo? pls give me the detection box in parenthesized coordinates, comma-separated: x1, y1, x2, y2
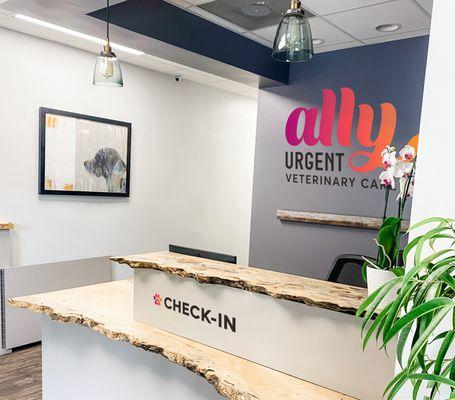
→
(249, 37, 429, 279)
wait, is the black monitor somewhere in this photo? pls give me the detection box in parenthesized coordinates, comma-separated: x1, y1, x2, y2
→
(169, 244, 237, 264)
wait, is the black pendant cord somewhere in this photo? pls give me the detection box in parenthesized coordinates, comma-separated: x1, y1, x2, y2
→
(106, 0, 110, 42)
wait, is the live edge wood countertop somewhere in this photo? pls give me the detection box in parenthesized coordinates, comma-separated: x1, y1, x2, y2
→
(8, 280, 355, 400)
(0, 221, 14, 230)
(111, 251, 367, 315)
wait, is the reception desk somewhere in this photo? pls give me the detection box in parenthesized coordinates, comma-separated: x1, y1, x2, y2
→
(8, 252, 395, 399)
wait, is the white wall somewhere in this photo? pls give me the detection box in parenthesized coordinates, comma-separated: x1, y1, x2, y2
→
(410, 1, 454, 222)
(402, 1, 452, 398)
(0, 28, 257, 267)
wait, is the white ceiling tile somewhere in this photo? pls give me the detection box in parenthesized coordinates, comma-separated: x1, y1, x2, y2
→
(415, 0, 433, 15)
(325, 0, 430, 40)
(309, 17, 356, 46)
(315, 40, 363, 53)
(251, 18, 355, 49)
(300, 0, 392, 15)
(250, 25, 277, 42)
(362, 28, 430, 44)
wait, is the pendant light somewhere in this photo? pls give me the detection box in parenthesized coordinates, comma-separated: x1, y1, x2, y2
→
(272, 0, 313, 63)
(93, 0, 123, 87)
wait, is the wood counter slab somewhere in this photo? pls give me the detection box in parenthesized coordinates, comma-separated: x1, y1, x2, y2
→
(8, 280, 355, 400)
(0, 221, 14, 230)
(111, 251, 367, 315)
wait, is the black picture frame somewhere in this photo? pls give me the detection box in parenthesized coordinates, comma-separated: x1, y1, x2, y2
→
(39, 107, 132, 197)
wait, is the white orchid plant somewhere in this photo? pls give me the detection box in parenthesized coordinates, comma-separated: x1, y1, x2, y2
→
(364, 144, 416, 275)
(379, 145, 416, 201)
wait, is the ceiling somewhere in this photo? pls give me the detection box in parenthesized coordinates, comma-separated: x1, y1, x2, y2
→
(167, 0, 433, 53)
(0, 0, 432, 97)
(0, 0, 270, 97)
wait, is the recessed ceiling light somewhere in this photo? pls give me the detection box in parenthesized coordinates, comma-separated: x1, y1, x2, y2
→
(375, 23, 402, 33)
(312, 38, 325, 46)
(241, 2, 272, 18)
(14, 14, 144, 56)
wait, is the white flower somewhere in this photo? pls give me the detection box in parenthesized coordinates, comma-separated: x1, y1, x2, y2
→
(399, 145, 416, 161)
(382, 150, 397, 169)
(381, 145, 396, 156)
(397, 176, 414, 200)
(379, 168, 395, 189)
(393, 160, 413, 178)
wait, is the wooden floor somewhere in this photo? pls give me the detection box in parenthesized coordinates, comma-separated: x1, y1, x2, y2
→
(0, 344, 42, 400)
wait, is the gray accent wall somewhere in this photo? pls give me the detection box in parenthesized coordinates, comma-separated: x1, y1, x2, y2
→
(249, 37, 429, 279)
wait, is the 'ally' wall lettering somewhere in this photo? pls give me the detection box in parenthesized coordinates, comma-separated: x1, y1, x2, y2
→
(284, 87, 419, 190)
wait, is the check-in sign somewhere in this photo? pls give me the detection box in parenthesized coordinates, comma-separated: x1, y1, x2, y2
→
(152, 292, 237, 333)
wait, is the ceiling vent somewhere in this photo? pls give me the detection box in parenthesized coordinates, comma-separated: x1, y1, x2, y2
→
(199, 0, 315, 31)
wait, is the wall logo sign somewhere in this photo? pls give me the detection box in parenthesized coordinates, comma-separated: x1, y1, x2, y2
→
(152, 292, 237, 333)
(284, 87, 418, 189)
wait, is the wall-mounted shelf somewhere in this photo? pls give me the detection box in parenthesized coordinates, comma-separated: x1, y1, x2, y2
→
(0, 222, 14, 231)
(277, 210, 410, 233)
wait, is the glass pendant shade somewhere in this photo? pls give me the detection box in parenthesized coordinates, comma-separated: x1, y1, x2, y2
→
(93, 42, 123, 87)
(272, 2, 313, 63)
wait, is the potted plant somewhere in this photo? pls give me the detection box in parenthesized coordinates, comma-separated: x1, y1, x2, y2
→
(363, 144, 416, 302)
(357, 217, 455, 399)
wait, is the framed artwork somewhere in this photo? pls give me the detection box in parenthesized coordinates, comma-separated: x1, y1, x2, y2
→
(39, 107, 131, 197)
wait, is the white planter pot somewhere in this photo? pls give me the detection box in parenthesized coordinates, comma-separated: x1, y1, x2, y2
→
(366, 267, 397, 307)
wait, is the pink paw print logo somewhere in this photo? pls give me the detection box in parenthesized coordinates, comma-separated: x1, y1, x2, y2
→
(153, 293, 162, 306)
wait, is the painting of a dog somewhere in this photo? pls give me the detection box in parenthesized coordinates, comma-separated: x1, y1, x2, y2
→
(84, 148, 127, 193)
(39, 108, 131, 196)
